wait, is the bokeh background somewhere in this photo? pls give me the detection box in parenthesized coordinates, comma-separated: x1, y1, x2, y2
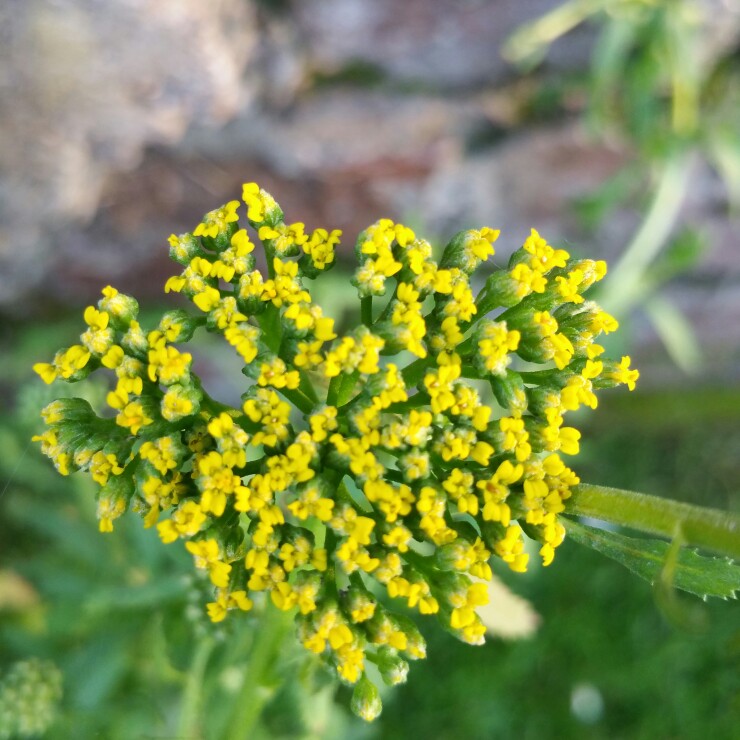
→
(1, 1, 739, 738)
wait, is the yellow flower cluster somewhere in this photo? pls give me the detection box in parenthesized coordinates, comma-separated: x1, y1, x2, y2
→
(32, 182, 638, 722)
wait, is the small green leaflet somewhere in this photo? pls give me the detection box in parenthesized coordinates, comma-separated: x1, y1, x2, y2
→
(563, 518, 740, 600)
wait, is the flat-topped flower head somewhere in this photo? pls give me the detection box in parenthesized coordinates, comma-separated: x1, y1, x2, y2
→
(32, 182, 637, 723)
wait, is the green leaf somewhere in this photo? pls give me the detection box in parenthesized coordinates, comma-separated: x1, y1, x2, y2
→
(563, 518, 740, 600)
(257, 304, 283, 353)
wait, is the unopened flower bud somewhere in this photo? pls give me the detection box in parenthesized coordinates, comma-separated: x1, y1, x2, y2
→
(351, 674, 382, 721)
(489, 371, 528, 415)
(157, 309, 202, 343)
(440, 228, 498, 274)
(376, 646, 410, 686)
(98, 285, 139, 328)
(168, 232, 203, 265)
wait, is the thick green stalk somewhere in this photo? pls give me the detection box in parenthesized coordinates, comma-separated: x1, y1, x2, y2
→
(565, 483, 740, 559)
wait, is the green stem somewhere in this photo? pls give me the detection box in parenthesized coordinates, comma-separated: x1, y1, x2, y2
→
(474, 290, 521, 323)
(225, 609, 292, 739)
(565, 483, 740, 559)
(361, 296, 373, 327)
(266, 250, 277, 280)
(176, 636, 215, 739)
(375, 285, 399, 325)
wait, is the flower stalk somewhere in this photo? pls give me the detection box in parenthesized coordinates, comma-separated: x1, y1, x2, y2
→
(565, 484, 740, 560)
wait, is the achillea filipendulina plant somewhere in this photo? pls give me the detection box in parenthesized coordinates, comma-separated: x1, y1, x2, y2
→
(32, 183, 739, 722)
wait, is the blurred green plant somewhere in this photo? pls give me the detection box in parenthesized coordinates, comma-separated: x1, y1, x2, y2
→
(505, 0, 740, 373)
(0, 659, 62, 739)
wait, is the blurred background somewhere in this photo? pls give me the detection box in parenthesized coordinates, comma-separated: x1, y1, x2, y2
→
(1, 0, 739, 738)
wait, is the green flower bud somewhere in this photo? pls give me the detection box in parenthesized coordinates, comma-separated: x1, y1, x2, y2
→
(258, 222, 305, 260)
(40, 397, 96, 427)
(158, 309, 202, 343)
(376, 645, 409, 686)
(439, 228, 498, 274)
(344, 583, 377, 624)
(98, 285, 139, 327)
(242, 182, 283, 227)
(521, 418, 551, 455)
(168, 232, 203, 266)
(593, 356, 639, 392)
(392, 613, 427, 661)
(434, 540, 472, 572)
(371, 320, 409, 356)
(96, 470, 136, 531)
(398, 448, 430, 482)
(120, 321, 149, 359)
(480, 520, 508, 550)
(203, 221, 239, 253)
(525, 385, 562, 417)
(479, 269, 525, 311)
(489, 371, 528, 415)
(469, 319, 521, 378)
(52, 346, 95, 383)
(351, 674, 382, 722)
(236, 277, 268, 316)
(507, 246, 529, 269)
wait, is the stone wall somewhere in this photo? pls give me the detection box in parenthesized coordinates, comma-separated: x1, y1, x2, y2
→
(2, 0, 738, 385)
